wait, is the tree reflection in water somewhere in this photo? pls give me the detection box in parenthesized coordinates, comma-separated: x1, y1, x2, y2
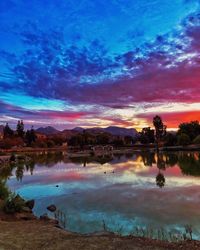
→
(1, 151, 200, 185)
(156, 172, 165, 188)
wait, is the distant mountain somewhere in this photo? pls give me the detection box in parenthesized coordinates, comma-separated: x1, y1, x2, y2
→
(73, 126, 138, 137)
(36, 126, 59, 135)
(36, 125, 138, 137)
(104, 126, 138, 137)
(72, 127, 85, 132)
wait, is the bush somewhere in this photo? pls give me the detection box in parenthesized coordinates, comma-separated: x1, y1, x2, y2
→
(177, 133, 191, 146)
(0, 181, 10, 200)
(193, 135, 200, 145)
(3, 194, 25, 214)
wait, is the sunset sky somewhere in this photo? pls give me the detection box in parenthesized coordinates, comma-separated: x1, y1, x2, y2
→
(0, 0, 200, 130)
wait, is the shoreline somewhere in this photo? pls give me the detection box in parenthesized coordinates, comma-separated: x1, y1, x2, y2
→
(0, 144, 200, 156)
(1, 145, 200, 164)
(0, 213, 200, 250)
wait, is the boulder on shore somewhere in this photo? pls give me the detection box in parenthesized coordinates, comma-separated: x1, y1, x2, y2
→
(47, 204, 56, 212)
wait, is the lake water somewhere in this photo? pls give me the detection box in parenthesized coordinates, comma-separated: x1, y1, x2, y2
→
(4, 151, 200, 239)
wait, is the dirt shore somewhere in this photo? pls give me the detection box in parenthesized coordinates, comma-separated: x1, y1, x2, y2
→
(0, 219, 200, 250)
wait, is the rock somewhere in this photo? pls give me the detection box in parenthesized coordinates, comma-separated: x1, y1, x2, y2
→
(47, 204, 56, 212)
(25, 199, 35, 209)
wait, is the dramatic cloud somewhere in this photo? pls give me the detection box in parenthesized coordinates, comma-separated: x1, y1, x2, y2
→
(0, 0, 200, 129)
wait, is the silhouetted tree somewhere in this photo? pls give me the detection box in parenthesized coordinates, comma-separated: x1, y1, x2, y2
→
(153, 116, 166, 152)
(164, 133, 177, 146)
(178, 121, 200, 141)
(177, 133, 191, 146)
(124, 135, 133, 145)
(139, 127, 155, 144)
(25, 126, 37, 146)
(193, 135, 200, 144)
(16, 120, 24, 138)
(3, 123, 13, 138)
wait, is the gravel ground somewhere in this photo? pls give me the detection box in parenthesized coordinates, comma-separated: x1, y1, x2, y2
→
(0, 220, 200, 250)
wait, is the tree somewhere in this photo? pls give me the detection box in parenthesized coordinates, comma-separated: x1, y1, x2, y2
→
(164, 133, 177, 146)
(193, 135, 200, 145)
(124, 135, 133, 145)
(25, 126, 37, 146)
(177, 133, 191, 146)
(153, 115, 166, 151)
(16, 120, 24, 138)
(96, 133, 110, 145)
(3, 123, 13, 138)
(139, 127, 154, 144)
(178, 121, 200, 141)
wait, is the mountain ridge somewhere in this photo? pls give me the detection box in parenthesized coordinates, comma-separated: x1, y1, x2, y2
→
(36, 126, 138, 137)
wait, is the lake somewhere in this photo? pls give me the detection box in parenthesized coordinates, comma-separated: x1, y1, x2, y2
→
(4, 151, 200, 239)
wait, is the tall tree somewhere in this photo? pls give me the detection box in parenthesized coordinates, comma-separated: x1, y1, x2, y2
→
(25, 126, 37, 146)
(3, 123, 13, 138)
(153, 115, 166, 152)
(16, 120, 24, 138)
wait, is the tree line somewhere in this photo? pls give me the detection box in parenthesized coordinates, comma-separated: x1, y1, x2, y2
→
(1, 116, 200, 149)
(1, 120, 65, 149)
(139, 116, 200, 148)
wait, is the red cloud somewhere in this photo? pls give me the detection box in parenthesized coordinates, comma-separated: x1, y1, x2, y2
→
(136, 111, 200, 128)
(40, 110, 93, 121)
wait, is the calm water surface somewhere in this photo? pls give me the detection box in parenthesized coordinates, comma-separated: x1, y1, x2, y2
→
(5, 151, 200, 238)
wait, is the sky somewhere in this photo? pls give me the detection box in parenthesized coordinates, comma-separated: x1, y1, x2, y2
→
(0, 0, 200, 130)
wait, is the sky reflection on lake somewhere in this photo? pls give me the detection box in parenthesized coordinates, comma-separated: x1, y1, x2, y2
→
(6, 151, 200, 238)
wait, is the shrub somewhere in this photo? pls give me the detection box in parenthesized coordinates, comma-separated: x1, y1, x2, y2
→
(0, 180, 10, 200)
(177, 133, 191, 146)
(3, 194, 25, 214)
(193, 135, 200, 145)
